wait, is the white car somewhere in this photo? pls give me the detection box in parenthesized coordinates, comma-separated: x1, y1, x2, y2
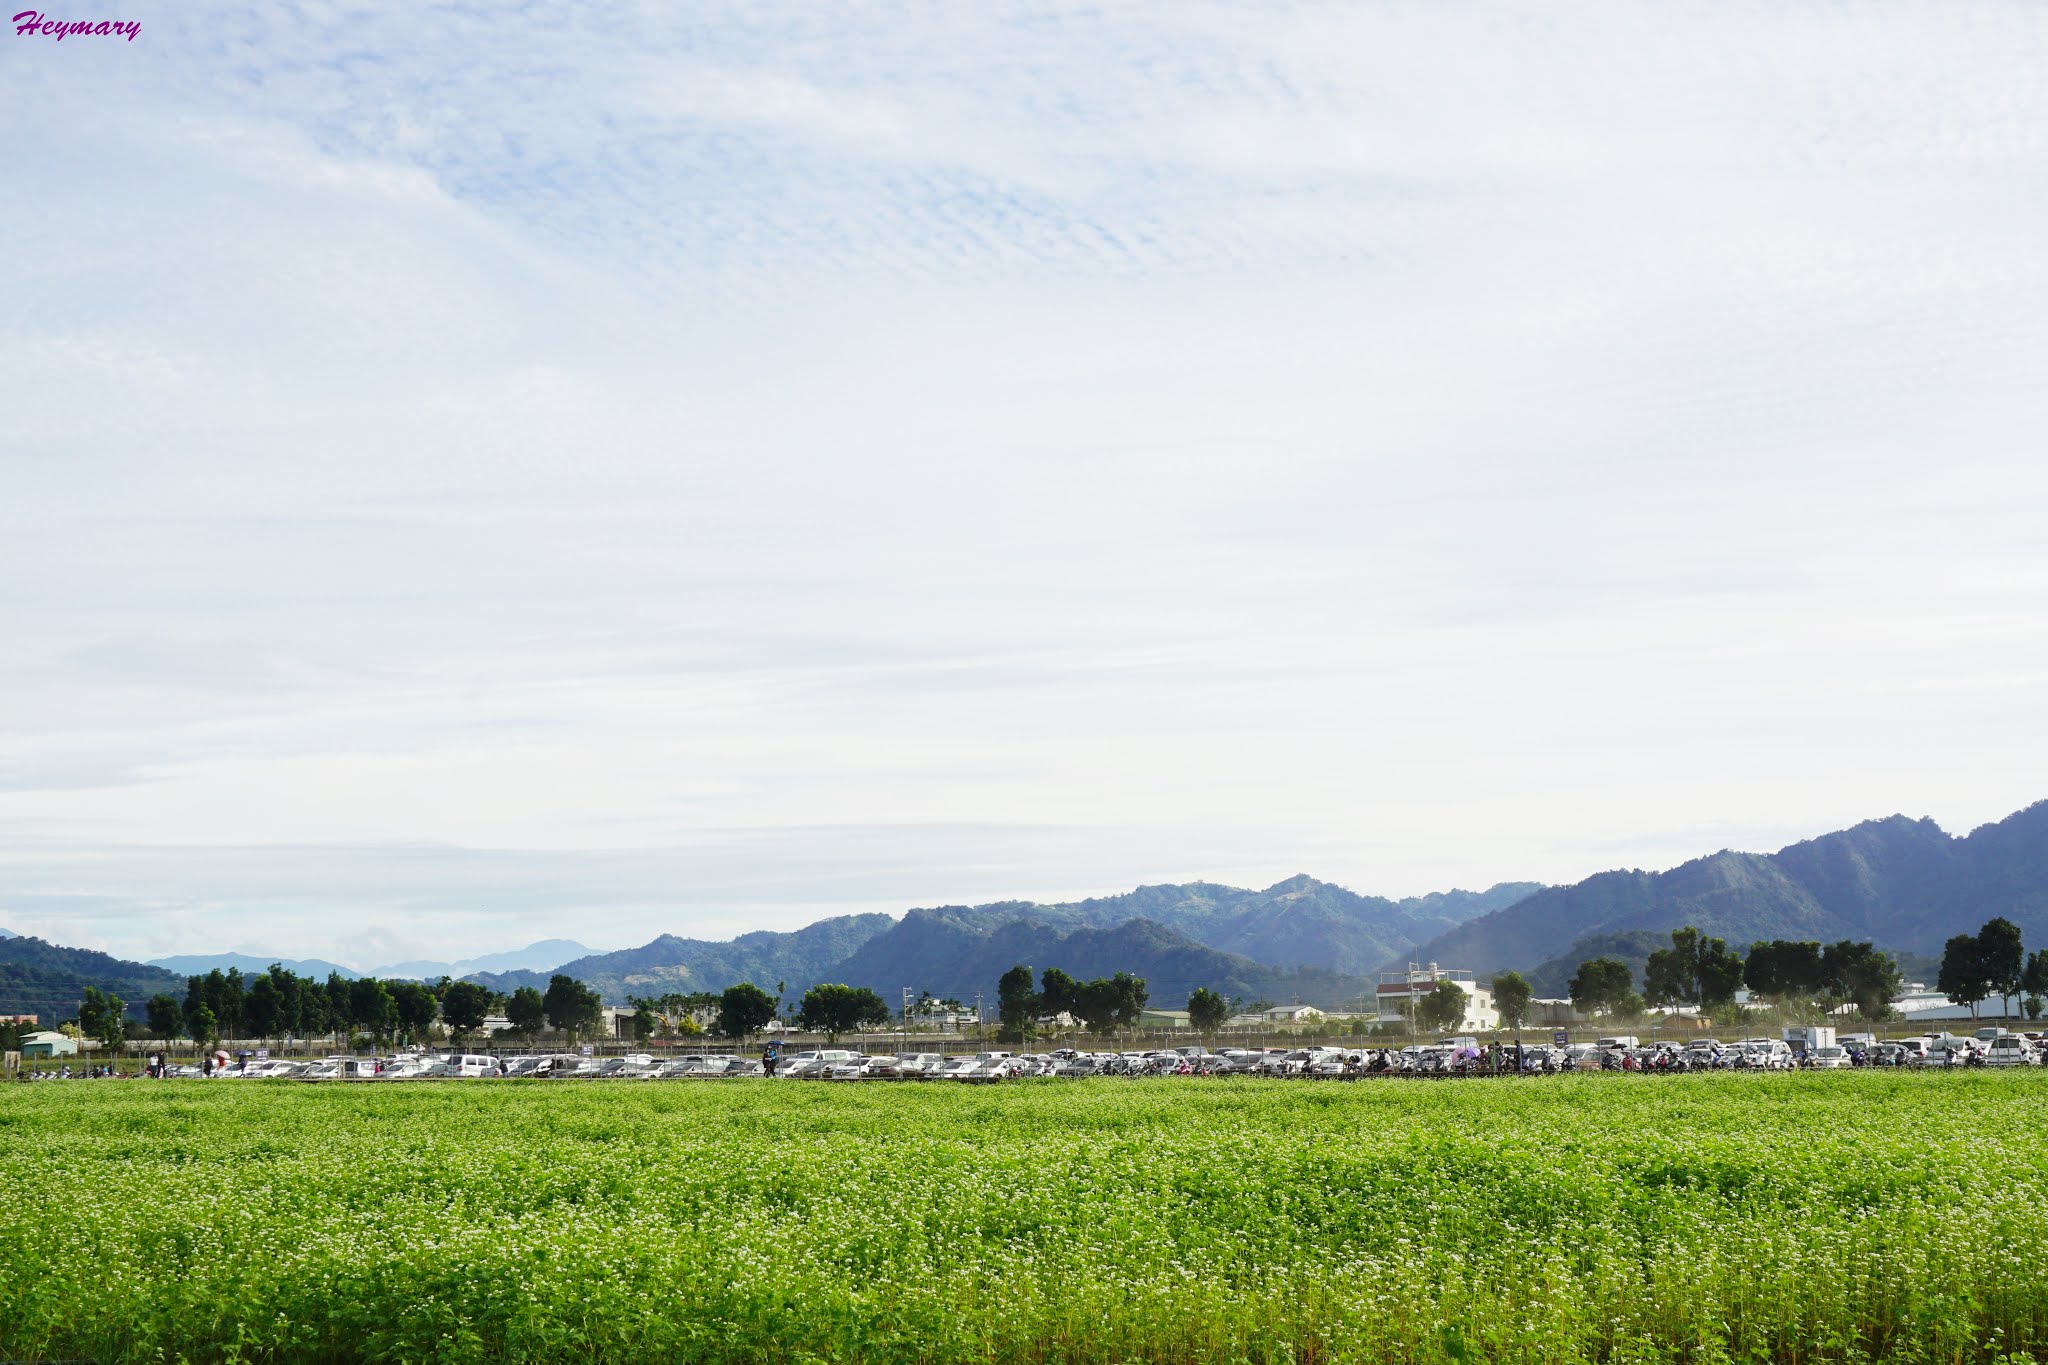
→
(1984, 1037, 2035, 1067)
(1805, 1046, 1851, 1070)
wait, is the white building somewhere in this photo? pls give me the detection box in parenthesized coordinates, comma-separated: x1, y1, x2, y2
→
(20, 1030, 79, 1058)
(1891, 989, 2037, 1023)
(1375, 964, 1499, 1032)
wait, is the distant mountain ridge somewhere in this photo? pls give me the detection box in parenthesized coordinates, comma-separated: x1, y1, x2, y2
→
(17, 800, 2047, 1022)
(149, 952, 360, 980)
(1, 935, 184, 1020)
(466, 875, 1535, 1007)
(370, 940, 593, 981)
(144, 940, 596, 983)
(465, 915, 899, 1000)
(1403, 801, 2048, 978)
(824, 907, 1377, 1010)
(960, 877, 1540, 977)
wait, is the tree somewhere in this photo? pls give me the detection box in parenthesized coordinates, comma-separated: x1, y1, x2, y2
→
(996, 964, 1040, 1042)
(189, 1002, 218, 1051)
(389, 980, 440, 1042)
(440, 981, 492, 1043)
(348, 978, 399, 1042)
(1416, 980, 1468, 1032)
(796, 983, 891, 1042)
(1697, 938, 1746, 1012)
(98, 992, 127, 1051)
(1938, 932, 1994, 1020)
(1491, 971, 1533, 1033)
(2023, 949, 2048, 1020)
(146, 994, 185, 1041)
(244, 973, 285, 1039)
(186, 969, 243, 1037)
(1186, 987, 1228, 1035)
(542, 975, 602, 1044)
(717, 982, 778, 1040)
(506, 986, 546, 1040)
(1644, 927, 1702, 1008)
(1568, 957, 1633, 1016)
(1820, 940, 1902, 1021)
(1978, 918, 2025, 1009)
(324, 973, 352, 1040)
(1071, 973, 1148, 1034)
(1642, 926, 1744, 1013)
(78, 987, 125, 1051)
(1038, 968, 1079, 1022)
(1744, 941, 1825, 1006)
(77, 987, 109, 1046)
(287, 973, 323, 1037)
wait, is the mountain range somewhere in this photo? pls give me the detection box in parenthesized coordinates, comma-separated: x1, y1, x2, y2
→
(464, 915, 902, 1000)
(1408, 800, 2048, 982)
(147, 952, 361, 981)
(463, 878, 1539, 1007)
(0, 935, 185, 1022)
(6, 799, 2046, 1023)
(144, 940, 594, 983)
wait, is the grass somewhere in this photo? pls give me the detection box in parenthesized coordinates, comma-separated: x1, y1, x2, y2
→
(1, 1073, 2044, 1364)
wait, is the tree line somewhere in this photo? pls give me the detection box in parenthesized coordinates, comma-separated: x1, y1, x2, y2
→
(1554, 919, 2048, 1024)
(1559, 928, 1902, 1021)
(996, 965, 1149, 1041)
(1936, 919, 2048, 1019)
(112, 965, 612, 1049)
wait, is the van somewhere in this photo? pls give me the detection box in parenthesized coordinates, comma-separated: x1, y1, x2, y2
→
(1595, 1036, 1639, 1050)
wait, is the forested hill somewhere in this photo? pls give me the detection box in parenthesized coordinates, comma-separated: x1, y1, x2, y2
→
(464, 913, 899, 1000)
(1403, 800, 2048, 978)
(0, 875, 1531, 1017)
(824, 910, 1373, 1010)
(463, 876, 1532, 1004)
(985, 876, 1540, 976)
(0, 936, 184, 1020)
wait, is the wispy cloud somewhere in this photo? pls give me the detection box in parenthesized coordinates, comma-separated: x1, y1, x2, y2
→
(2, 2, 2046, 961)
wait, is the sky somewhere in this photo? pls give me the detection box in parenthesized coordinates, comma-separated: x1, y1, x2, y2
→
(4, 2, 2047, 968)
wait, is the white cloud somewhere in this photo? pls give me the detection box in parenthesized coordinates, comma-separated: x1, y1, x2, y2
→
(2, 2, 2046, 962)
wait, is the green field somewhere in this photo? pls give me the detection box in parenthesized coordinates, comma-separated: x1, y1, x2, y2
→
(3, 1075, 2044, 1365)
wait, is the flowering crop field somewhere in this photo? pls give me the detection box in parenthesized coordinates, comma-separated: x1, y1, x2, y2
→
(3, 1075, 2045, 1365)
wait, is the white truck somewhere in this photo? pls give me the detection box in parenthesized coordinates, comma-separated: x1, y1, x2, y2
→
(1782, 1026, 1835, 1056)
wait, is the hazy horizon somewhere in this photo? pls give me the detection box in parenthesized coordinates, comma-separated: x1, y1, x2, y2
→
(6, 4, 2046, 965)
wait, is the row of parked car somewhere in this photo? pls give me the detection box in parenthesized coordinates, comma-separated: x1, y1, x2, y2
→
(153, 1028, 2048, 1082)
